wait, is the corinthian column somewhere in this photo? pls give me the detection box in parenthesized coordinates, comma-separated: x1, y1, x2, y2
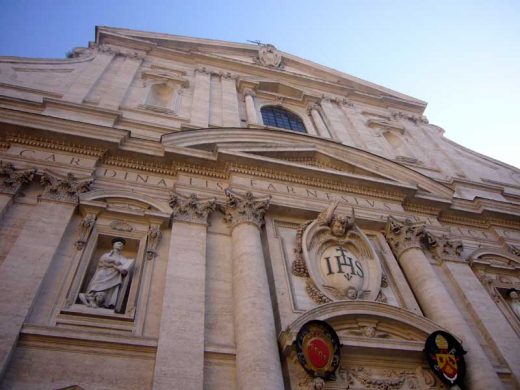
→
(308, 103, 331, 138)
(0, 172, 90, 379)
(385, 217, 504, 390)
(243, 88, 258, 125)
(0, 163, 35, 221)
(153, 193, 216, 390)
(224, 190, 284, 390)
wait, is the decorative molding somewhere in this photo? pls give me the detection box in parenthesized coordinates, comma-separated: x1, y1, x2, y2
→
(508, 244, 520, 257)
(75, 213, 97, 250)
(98, 44, 147, 59)
(305, 279, 332, 304)
(40, 172, 91, 203)
(0, 162, 35, 195)
(253, 44, 284, 69)
(169, 192, 216, 224)
(109, 220, 134, 232)
(384, 217, 425, 258)
(102, 155, 174, 175)
(146, 224, 162, 259)
(223, 189, 270, 229)
(391, 111, 429, 124)
(6, 134, 106, 158)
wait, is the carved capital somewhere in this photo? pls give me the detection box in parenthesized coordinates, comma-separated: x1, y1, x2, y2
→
(40, 172, 91, 203)
(169, 192, 216, 224)
(75, 213, 97, 250)
(307, 102, 321, 115)
(384, 217, 425, 258)
(243, 88, 256, 98)
(146, 224, 162, 259)
(0, 163, 35, 195)
(194, 66, 211, 75)
(422, 231, 464, 261)
(223, 189, 270, 229)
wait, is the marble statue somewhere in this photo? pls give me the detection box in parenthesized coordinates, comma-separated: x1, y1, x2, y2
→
(79, 237, 134, 312)
(509, 290, 520, 319)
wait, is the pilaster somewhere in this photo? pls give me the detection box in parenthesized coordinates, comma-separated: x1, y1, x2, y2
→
(308, 103, 331, 139)
(221, 73, 241, 127)
(320, 98, 354, 144)
(153, 193, 216, 390)
(0, 172, 90, 379)
(190, 67, 211, 128)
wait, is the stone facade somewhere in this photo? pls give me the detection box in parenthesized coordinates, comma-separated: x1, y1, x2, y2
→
(0, 27, 519, 389)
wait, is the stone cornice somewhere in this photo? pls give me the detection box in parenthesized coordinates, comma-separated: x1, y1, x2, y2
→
(223, 189, 271, 229)
(169, 192, 216, 224)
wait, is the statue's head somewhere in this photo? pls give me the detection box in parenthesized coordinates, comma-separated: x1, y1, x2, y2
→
(94, 292, 105, 306)
(111, 237, 126, 250)
(331, 217, 347, 237)
(510, 290, 519, 300)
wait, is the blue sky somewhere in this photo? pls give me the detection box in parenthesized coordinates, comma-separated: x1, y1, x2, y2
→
(1, 0, 519, 168)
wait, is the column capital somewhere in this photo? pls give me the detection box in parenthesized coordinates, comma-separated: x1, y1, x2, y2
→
(40, 172, 91, 203)
(0, 163, 35, 195)
(223, 189, 270, 229)
(422, 231, 464, 261)
(384, 216, 425, 258)
(307, 102, 321, 115)
(243, 87, 256, 98)
(169, 192, 216, 224)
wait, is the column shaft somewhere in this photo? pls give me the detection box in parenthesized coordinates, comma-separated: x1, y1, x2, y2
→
(0, 200, 75, 378)
(153, 221, 207, 390)
(399, 247, 504, 389)
(244, 93, 258, 125)
(231, 222, 284, 390)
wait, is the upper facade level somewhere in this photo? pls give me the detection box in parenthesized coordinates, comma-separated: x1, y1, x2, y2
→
(0, 26, 519, 207)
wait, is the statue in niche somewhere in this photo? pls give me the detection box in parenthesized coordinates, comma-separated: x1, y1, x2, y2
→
(509, 290, 520, 319)
(317, 200, 355, 237)
(79, 237, 134, 312)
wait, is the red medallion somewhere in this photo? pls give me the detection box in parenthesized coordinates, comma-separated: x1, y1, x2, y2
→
(307, 338, 330, 368)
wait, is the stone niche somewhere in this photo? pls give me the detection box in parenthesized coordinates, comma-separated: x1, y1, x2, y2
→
(54, 193, 170, 334)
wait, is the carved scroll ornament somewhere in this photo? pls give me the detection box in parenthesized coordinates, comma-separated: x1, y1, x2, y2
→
(40, 172, 91, 203)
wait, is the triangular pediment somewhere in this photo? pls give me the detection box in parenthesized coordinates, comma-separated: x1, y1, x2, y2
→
(162, 128, 454, 201)
(96, 27, 426, 111)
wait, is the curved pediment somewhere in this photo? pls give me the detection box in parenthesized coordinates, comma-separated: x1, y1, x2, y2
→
(162, 127, 454, 201)
(280, 301, 446, 354)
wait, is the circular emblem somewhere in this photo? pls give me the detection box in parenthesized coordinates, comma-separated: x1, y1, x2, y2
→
(320, 245, 364, 298)
(424, 331, 466, 387)
(295, 320, 341, 379)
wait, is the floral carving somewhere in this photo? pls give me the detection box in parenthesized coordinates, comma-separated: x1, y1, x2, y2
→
(109, 220, 134, 232)
(385, 217, 425, 258)
(508, 244, 520, 257)
(169, 192, 216, 224)
(422, 232, 464, 260)
(146, 224, 162, 260)
(0, 163, 35, 194)
(305, 279, 332, 304)
(223, 189, 270, 228)
(40, 172, 91, 203)
(75, 213, 97, 250)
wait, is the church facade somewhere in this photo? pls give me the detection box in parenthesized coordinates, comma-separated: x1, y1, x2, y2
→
(0, 27, 519, 390)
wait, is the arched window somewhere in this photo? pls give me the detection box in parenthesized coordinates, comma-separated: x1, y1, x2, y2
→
(261, 106, 306, 133)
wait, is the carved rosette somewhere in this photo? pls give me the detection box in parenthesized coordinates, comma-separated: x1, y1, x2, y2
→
(40, 172, 91, 203)
(169, 192, 216, 224)
(146, 224, 162, 260)
(75, 213, 97, 250)
(384, 217, 425, 258)
(0, 163, 35, 195)
(292, 202, 382, 304)
(223, 189, 270, 229)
